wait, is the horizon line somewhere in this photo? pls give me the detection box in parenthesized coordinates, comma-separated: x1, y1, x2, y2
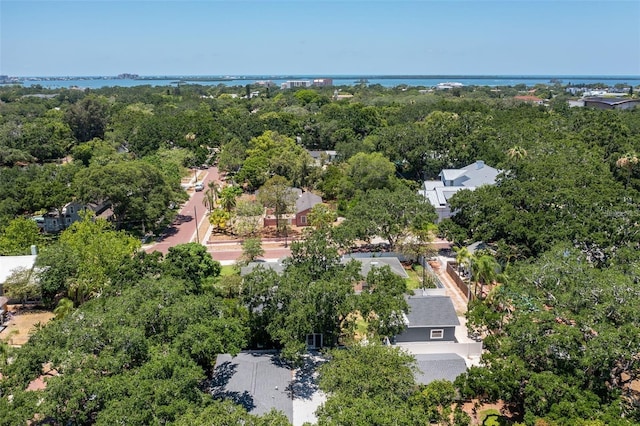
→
(7, 74, 640, 79)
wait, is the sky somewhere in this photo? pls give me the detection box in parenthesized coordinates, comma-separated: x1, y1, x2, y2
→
(1, 0, 639, 77)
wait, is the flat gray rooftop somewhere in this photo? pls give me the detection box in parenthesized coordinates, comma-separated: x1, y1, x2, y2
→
(414, 353, 468, 384)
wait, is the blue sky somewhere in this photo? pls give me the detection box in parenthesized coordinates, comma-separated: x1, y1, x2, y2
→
(1, 0, 639, 76)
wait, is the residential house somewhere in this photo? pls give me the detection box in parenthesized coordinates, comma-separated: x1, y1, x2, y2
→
(211, 352, 324, 425)
(513, 95, 544, 105)
(240, 256, 408, 281)
(394, 294, 460, 343)
(0, 254, 38, 317)
(420, 160, 500, 222)
(583, 97, 640, 110)
(41, 201, 83, 233)
(36, 201, 113, 233)
(307, 150, 337, 167)
(413, 353, 468, 385)
(262, 187, 302, 228)
(295, 192, 323, 227)
(261, 189, 323, 228)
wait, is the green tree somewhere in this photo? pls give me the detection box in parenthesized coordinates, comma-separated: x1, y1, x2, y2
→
(239, 237, 264, 264)
(53, 297, 74, 320)
(203, 181, 219, 213)
(0, 217, 41, 255)
(218, 185, 242, 213)
(306, 203, 337, 229)
(36, 213, 140, 305)
(316, 344, 424, 425)
(472, 253, 500, 299)
(257, 176, 298, 236)
(2, 266, 40, 305)
(347, 151, 397, 193)
(615, 152, 638, 189)
(232, 199, 264, 237)
(357, 265, 409, 339)
(343, 185, 437, 248)
(74, 160, 182, 233)
(65, 95, 110, 142)
(164, 242, 221, 294)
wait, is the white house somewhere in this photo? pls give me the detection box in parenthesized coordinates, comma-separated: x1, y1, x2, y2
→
(420, 160, 500, 222)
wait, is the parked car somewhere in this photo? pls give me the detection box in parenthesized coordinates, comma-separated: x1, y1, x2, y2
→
(194, 182, 204, 191)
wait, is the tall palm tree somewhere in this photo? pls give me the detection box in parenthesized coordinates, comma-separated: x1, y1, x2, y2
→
(616, 152, 639, 188)
(203, 181, 219, 213)
(472, 254, 500, 299)
(453, 246, 472, 278)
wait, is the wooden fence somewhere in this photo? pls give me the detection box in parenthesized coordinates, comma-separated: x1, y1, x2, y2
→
(446, 261, 474, 302)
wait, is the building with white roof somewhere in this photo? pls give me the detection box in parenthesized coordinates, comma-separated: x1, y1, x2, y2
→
(420, 160, 500, 222)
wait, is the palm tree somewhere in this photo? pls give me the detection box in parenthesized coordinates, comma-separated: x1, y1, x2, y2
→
(506, 145, 528, 162)
(203, 181, 219, 213)
(53, 297, 75, 320)
(453, 246, 472, 278)
(472, 254, 500, 299)
(615, 152, 639, 188)
(219, 186, 241, 213)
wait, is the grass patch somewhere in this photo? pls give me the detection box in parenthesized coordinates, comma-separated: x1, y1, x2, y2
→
(405, 266, 423, 291)
(478, 409, 509, 426)
(219, 265, 238, 277)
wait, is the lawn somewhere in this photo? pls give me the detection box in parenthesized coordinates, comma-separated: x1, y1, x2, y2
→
(405, 265, 424, 290)
(219, 265, 238, 277)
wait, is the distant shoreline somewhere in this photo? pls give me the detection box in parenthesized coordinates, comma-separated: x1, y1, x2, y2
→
(8, 74, 639, 81)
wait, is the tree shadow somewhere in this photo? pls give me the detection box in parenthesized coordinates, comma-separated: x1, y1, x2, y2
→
(156, 214, 193, 241)
(286, 353, 324, 400)
(209, 361, 256, 412)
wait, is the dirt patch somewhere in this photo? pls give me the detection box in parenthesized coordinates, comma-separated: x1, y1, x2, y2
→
(1, 306, 54, 346)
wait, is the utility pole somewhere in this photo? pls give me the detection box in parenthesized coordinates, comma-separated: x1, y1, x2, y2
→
(194, 206, 200, 244)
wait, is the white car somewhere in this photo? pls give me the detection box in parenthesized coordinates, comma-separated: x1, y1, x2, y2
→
(194, 182, 204, 192)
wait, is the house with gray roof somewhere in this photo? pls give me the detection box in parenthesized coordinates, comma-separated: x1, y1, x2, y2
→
(240, 256, 408, 280)
(420, 160, 500, 222)
(394, 294, 460, 343)
(211, 351, 325, 425)
(414, 353, 468, 384)
(295, 192, 323, 227)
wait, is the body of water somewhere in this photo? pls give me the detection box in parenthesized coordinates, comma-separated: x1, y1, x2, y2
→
(7, 75, 640, 90)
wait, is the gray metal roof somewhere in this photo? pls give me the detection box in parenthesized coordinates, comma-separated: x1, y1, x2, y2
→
(342, 256, 409, 279)
(240, 261, 287, 277)
(414, 353, 467, 384)
(295, 192, 322, 214)
(242, 257, 409, 280)
(212, 352, 294, 420)
(405, 295, 460, 327)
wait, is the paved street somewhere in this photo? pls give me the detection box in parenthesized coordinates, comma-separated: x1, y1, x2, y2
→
(148, 166, 219, 255)
(146, 166, 292, 262)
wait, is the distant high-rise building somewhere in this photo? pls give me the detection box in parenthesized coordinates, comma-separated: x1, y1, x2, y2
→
(281, 80, 311, 89)
(313, 78, 333, 87)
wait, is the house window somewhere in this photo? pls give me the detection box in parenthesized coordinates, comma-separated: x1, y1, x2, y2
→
(69, 206, 74, 214)
(430, 329, 444, 339)
(306, 333, 323, 349)
(301, 215, 307, 225)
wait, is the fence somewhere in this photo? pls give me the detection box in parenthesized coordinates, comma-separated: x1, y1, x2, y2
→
(446, 261, 474, 302)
